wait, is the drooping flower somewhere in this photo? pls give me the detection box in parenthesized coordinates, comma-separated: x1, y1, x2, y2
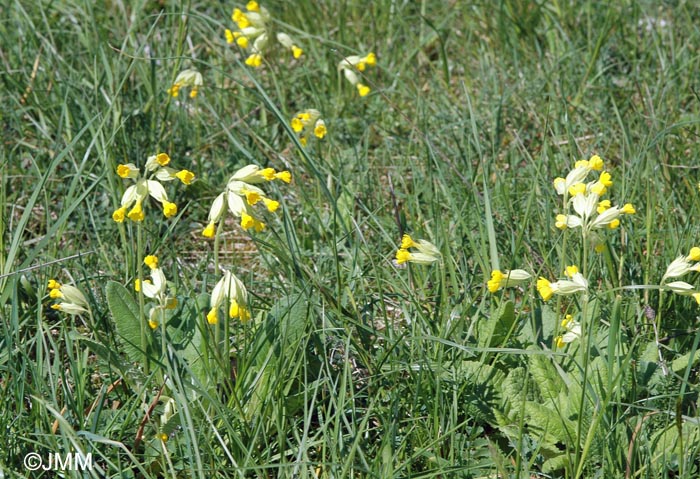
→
(338, 52, 376, 97)
(207, 270, 250, 324)
(112, 154, 194, 223)
(47, 279, 89, 315)
(554, 314, 582, 348)
(552, 156, 634, 234)
(394, 234, 440, 265)
(536, 268, 588, 301)
(202, 164, 288, 236)
(291, 109, 327, 145)
(167, 69, 204, 99)
(225, 2, 302, 66)
(487, 269, 531, 293)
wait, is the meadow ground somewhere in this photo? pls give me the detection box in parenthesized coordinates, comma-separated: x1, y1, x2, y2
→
(2, 0, 700, 477)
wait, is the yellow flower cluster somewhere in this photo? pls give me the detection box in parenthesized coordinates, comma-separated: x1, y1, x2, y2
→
(167, 69, 204, 99)
(48, 279, 89, 315)
(536, 265, 588, 302)
(338, 52, 376, 97)
(135, 255, 177, 329)
(291, 109, 327, 146)
(202, 165, 290, 236)
(225, 1, 303, 67)
(207, 270, 250, 324)
(553, 155, 635, 238)
(554, 314, 581, 348)
(395, 234, 440, 265)
(112, 153, 195, 223)
(660, 247, 700, 305)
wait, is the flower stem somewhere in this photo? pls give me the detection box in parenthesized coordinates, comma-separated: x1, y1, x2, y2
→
(137, 223, 149, 375)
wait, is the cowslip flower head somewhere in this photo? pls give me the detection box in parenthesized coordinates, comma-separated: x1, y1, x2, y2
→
(487, 269, 531, 293)
(167, 69, 204, 99)
(661, 248, 700, 284)
(553, 163, 634, 233)
(395, 234, 440, 265)
(135, 255, 177, 329)
(225, 3, 302, 66)
(202, 164, 288, 236)
(207, 270, 250, 325)
(291, 109, 326, 145)
(112, 154, 194, 223)
(338, 52, 376, 97)
(48, 279, 89, 315)
(555, 315, 582, 348)
(536, 268, 588, 301)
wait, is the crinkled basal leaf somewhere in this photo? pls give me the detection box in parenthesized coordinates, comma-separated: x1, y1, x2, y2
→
(478, 300, 516, 348)
(106, 280, 152, 364)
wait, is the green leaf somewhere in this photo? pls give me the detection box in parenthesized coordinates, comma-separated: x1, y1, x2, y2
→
(478, 300, 515, 348)
(106, 280, 147, 364)
(528, 352, 562, 401)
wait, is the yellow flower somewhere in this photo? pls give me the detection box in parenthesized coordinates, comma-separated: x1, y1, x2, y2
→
(588, 155, 604, 171)
(241, 213, 255, 230)
(144, 255, 158, 270)
(395, 249, 411, 264)
(117, 163, 139, 179)
(291, 110, 326, 144)
(555, 214, 568, 230)
(620, 203, 636, 215)
(608, 219, 620, 229)
(48, 279, 61, 290)
(225, 29, 235, 44)
(568, 182, 586, 197)
(246, 1, 259, 12)
(175, 169, 195, 185)
(599, 171, 613, 187)
(49, 288, 63, 299)
(596, 200, 611, 214)
(156, 153, 170, 166)
(487, 270, 505, 293)
(263, 198, 279, 212)
(536, 278, 554, 301)
(203, 223, 216, 238)
(162, 201, 178, 218)
(693, 293, 700, 305)
(209, 270, 250, 324)
(292, 45, 303, 59)
(565, 265, 579, 277)
(245, 53, 263, 67)
(128, 201, 145, 222)
(357, 83, 371, 97)
(401, 234, 417, 249)
(149, 319, 159, 330)
(314, 120, 327, 139)
(688, 247, 700, 262)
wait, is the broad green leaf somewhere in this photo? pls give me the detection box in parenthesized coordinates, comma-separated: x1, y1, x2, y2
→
(106, 280, 147, 364)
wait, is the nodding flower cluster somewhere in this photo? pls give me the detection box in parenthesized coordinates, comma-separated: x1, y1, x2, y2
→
(660, 247, 700, 305)
(291, 109, 326, 146)
(338, 52, 376, 97)
(47, 279, 89, 315)
(167, 69, 203, 99)
(112, 153, 195, 223)
(202, 164, 291, 237)
(553, 155, 635, 248)
(207, 270, 250, 325)
(394, 234, 440, 265)
(135, 255, 178, 330)
(225, 1, 303, 67)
